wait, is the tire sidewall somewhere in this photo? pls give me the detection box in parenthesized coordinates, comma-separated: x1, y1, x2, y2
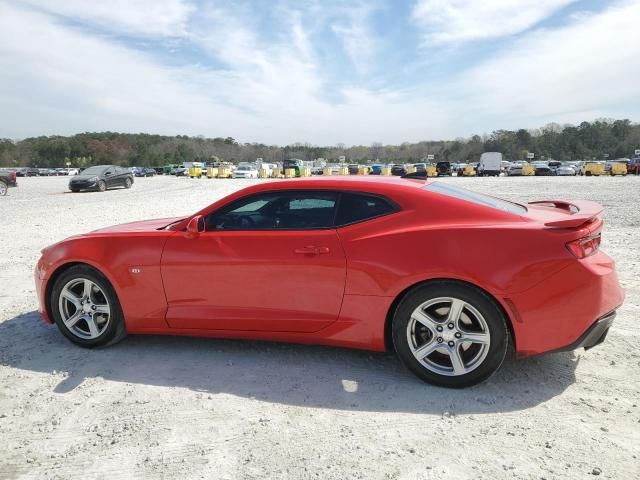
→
(98, 181, 106, 192)
(392, 281, 508, 388)
(50, 266, 124, 347)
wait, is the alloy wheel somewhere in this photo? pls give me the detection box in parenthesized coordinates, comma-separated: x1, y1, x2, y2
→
(406, 297, 491, 376)
(58, 278, 111, 340)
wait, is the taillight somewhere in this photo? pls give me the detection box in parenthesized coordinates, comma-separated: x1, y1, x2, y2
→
(566, 233, 601, 259)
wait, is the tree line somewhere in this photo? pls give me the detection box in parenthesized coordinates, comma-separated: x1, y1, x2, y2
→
(0, 119, 638, 168)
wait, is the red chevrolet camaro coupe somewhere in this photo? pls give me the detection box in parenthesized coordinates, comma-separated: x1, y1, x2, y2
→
(35, 177, 624, 387)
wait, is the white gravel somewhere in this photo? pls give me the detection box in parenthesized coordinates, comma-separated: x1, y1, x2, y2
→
(1, 175, 639, 480)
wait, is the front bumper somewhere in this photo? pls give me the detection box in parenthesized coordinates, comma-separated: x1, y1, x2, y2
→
(35, 258, 51, 323)
(69, 181, 98, 190)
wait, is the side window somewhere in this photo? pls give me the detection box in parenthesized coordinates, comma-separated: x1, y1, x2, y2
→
(205, 191, 338, 231)
(336, 193, 398, 226)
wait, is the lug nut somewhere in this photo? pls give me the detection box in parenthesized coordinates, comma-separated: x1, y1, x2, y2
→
(447, 323, 454, 329)
(448, 341, 455, 347)
(436, 337, 443, 343)
(92, 305, 96, 310)
(454, 332, 462, 339)
(436, 326, 443, 332)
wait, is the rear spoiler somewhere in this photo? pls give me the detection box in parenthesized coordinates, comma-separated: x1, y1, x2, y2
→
(529, 200, 604, 228)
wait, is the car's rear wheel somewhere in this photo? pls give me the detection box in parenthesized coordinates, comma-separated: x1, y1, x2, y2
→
(392, 281, 508, 388)
(50, 265, 126, 348)
(98, 180, 107, 192)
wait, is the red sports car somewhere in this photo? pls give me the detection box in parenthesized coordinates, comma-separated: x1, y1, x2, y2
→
(35, 177, 624, 387)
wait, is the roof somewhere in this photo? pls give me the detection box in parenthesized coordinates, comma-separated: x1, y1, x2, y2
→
(262, 175, 428, 190)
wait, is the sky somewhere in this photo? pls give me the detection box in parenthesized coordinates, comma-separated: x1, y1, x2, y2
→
(0, 0, 639, 145)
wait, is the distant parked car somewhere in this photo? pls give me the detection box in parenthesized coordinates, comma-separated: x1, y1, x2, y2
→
(390, 164, 407, 176)
(232, 164, 259, 179)
(507, 164, 523, 176)
(628, 158, 640, 175)
(436, 161, 452, 176)
(143, 168, 157, 177)
(533, 163, 554, 176)
(38, 168, 51, 176)
(556, 165, 577, 176)
(69, 165, 134, 192)
(0, 169, 18, 196)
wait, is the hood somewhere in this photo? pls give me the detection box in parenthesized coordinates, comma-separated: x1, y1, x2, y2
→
(89, 217, 183, 234)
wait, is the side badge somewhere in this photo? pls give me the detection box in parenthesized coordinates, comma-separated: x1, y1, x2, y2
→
(130, 267, 141, 274)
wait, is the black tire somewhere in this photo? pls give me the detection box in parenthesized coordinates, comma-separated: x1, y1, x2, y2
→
(392, 281, 508, 388)
(0, 180, 7, 196)
(98, 180, 107, 192)
(124, 177, 132, 189)
(71, 189, 80, 193)
(50, 265, 127, 348)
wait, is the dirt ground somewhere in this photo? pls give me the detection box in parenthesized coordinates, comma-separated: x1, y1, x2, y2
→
(0, 175, 638, 480)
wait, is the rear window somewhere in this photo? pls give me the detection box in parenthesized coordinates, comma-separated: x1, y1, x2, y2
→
(424, 182, 527, 214)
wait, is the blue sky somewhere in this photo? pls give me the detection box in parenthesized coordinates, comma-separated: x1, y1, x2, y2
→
(1, 0, 639, 145)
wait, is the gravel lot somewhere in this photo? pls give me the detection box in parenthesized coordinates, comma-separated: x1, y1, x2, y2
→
(1, 175, 639, 479)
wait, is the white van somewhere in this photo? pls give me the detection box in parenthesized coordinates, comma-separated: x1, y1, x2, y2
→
(478, 152, 502, 177)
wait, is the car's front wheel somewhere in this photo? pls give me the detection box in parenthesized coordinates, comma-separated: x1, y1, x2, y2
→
(50, 265, 126, 348)
(392, 281, 508, 388)
(98, 180, 107, 192)
(124, 177, 132, 189)
(0, 180, 7, 196)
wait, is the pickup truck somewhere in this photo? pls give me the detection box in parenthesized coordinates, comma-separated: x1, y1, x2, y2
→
(0, 169, 18, 196)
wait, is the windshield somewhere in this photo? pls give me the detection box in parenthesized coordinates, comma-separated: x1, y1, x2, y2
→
(425, 182, 527, 214)
(81, 166, 107, 175)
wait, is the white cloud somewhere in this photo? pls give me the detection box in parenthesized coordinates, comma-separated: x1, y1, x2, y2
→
(455, 0, 640, 126)
(331, 5, 376, 72)
(412, 0, 577, 45)
(0, 0, 638, 145)
(19, 0, 194, 37)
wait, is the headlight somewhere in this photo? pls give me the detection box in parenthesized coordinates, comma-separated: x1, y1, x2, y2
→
(89, 176, 99, 182)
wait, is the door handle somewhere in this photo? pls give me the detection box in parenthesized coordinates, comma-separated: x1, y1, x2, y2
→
(294, 245, 330, 255)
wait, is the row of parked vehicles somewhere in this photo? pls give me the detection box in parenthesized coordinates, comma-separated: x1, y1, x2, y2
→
(15, 167, 81, 176)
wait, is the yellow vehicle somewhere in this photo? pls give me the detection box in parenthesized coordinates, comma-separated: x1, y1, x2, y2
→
(188, 166, 202, 178)
(522, 163, 535, 176)
(456, 163, 476, 177)
(609, 162, 628, 176)
(579, 162, 605, 176)
(426, 165, 438, 177)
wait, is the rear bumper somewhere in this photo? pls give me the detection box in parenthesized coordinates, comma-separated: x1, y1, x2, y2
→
(552, 310, 615, 353)
(506, 250, 624, 356)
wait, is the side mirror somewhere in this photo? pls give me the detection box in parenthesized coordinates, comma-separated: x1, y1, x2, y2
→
(185, 215, 204, 238)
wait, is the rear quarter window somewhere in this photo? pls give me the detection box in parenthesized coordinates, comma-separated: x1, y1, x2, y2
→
(336, 193, 398, 226)
(424, 182, 527, 214)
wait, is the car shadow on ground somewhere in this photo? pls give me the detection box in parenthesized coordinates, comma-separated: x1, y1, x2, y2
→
(1, 311, 579, 414)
